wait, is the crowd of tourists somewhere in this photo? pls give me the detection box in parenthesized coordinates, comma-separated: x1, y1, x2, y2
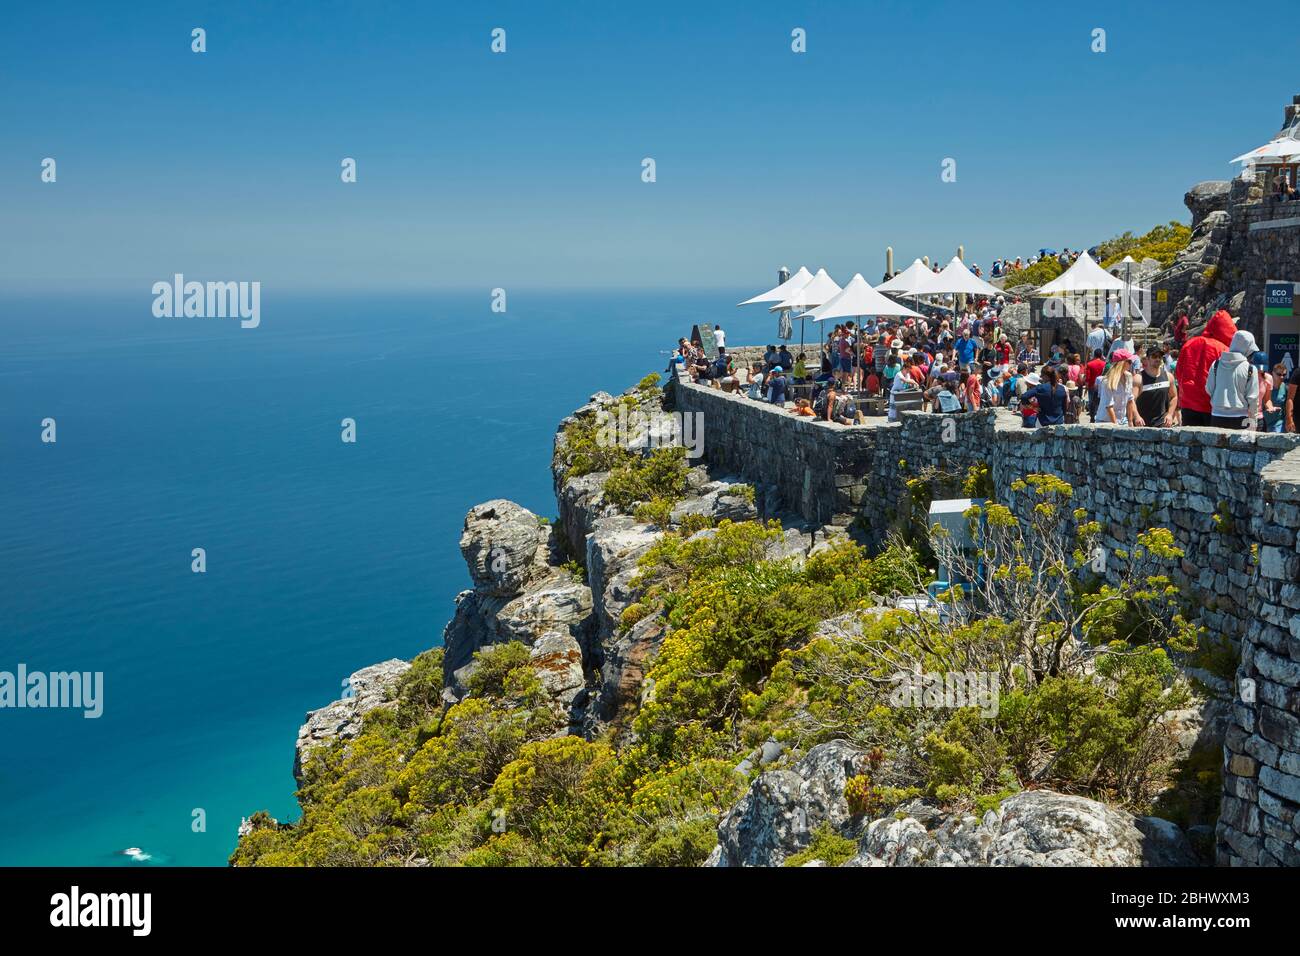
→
(670, 306, 1300, 434)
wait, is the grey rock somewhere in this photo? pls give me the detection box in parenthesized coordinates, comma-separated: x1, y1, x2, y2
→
(710, 740, 864, 867)
(294, 659, 411, 783)
(851, 791, 1198, 867)
(460, 499, 548, 597)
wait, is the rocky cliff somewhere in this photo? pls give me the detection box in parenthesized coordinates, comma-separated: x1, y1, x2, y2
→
(237, 376, 1235, 868)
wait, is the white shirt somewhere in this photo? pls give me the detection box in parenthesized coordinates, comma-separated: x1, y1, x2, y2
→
(713, 328, 726, 348)
(1097, 376, 1130, 425)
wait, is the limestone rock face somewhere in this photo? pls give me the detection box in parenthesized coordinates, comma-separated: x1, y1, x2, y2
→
(461, 499, 549, 597)
(294, 659, 411, 783)
(592, 610, 666, 728)
(668, 484, 758, 525)
(849, 791, 1199, 867)
(586, 515, 662, 643)
(529, 630, 587, 729)
(709, 740, 865, 867)
(443, 500, 594, 702)
(1185, 180, 1232, 228)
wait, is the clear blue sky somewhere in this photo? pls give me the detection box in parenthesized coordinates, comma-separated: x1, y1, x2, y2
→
(2, 1, 1295, 291)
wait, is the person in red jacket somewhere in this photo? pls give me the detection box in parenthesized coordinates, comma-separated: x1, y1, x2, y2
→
(1175, 309, 1237, 427)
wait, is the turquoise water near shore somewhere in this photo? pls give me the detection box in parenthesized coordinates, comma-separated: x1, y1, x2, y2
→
(0, 289, 744, 866)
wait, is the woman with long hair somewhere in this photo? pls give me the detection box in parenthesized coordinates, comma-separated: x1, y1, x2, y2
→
(1098, 350, 1139, 425)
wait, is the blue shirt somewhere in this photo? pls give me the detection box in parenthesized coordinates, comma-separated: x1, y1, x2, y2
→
(955, 337, 978, 365)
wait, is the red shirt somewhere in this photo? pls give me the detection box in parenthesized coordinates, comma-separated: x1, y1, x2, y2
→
(996, 342, 1011, 364)
(965, 377, 981, 409)
(1085, 357, 1106, 388)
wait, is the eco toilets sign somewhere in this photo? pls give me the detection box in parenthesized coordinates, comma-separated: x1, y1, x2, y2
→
(1265, 281, 1295, 317)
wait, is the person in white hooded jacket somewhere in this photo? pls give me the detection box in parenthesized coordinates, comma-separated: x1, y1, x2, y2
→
(1205, 329, 1260, 430)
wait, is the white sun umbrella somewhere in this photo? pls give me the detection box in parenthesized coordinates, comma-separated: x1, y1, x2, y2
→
(876, 258, 935, 295)
(920, 256, 1005, 298)
(878, 257, 947, 319)
(770, 268, 841, 353)
(807, 273, 923, 322)
(739, 265, 812, 347)
(1230, 138, 1300, 164)
(737, 266, 813, 305)
(807, 274, 923, 386)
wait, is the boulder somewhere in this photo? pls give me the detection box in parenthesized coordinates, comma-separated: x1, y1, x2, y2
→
(1184, 180, 1231, 228)
(849, 791, 1200, 867)
(709, 740, 865, 867)
(528, 630, 587, 727)
(460, 500, 548, 597)
(593, 610, 667, 727)
(668, 485, 758, 526)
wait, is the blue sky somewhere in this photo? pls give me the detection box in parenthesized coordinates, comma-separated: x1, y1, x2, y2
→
(2, 1, 1295, 290)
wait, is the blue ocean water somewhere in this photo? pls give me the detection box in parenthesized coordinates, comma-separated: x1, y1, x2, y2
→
(0, 289, 747, 866)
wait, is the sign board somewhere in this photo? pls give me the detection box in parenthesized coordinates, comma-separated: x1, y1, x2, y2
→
(1265, 281, 1295, 317)
(690, 324, 718, 360)
(1268, 332, 1300, 371)
(1156, 289, 1168, 303)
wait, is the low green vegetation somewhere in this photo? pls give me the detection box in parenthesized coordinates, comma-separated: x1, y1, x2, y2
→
(233, 472, 1212, 867)
(1003, 222, 1193, 291)
(1003, 257, 1063, 289)
(1097, 221, 1192, 269)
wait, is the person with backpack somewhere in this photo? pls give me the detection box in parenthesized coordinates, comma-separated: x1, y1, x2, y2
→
(1205, 330, 1261, 430)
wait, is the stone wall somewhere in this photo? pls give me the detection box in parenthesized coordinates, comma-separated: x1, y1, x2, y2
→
(670, 377, 1300, 866)
(670, 377, 875, 526)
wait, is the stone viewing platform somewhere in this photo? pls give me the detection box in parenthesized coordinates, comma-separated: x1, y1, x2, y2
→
(669, 377, 1300, 866)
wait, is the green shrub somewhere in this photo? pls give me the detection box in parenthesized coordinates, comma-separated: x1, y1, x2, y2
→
(604, 446, 689, 510)
(784, 822, 858, 867)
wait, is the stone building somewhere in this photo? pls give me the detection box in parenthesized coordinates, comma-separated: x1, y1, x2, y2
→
(1154, 94, 1300, 338)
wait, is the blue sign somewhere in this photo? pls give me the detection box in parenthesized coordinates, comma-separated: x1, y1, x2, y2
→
(1265, 282, 1294, 316)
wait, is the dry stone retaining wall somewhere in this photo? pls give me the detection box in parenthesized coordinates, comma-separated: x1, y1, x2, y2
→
(671, 378, 1300, 866)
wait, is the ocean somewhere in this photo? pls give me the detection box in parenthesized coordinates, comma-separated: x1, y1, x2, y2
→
(0, 288, 746, 866)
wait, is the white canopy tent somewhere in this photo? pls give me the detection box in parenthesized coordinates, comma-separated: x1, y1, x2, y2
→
(1036, 251, 1123, 294)
(738, 266, 813, 345)
(737, 266, 813, 306)
(1036, 251, 1145, 344)
(875, 258, 935, 295)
